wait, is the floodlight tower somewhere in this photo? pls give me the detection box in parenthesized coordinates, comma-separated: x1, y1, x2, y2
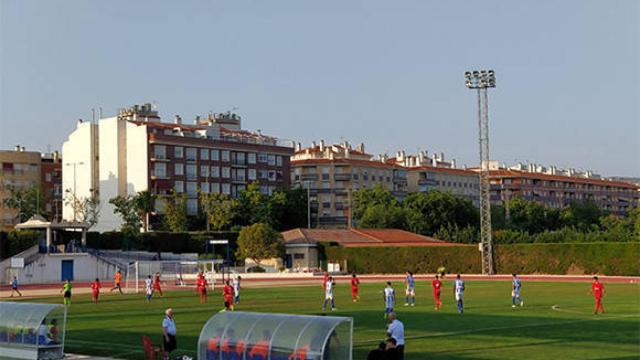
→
(465, 69, 496, 275)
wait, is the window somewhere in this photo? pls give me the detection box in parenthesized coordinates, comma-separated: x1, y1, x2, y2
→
(222, 183, 231, 195)
(200, 165, 209, 178)
(45, 173, 52, 182)
(322, 182, 331, 189)
(154, 145, 166, 159)
(322, 173, 330, 180)
(200, 148, 209, 160)
(258, 152, 268, 163)
(268, 154, 276, 166)
(201, 182, 210, 193)
(186, 165, 197, 179)
(174, 163, 184, 176)
(276, 156, 283, 166)
(222, 167, 230, 178)
(259, 169, 268, 179)
(221, 150, 230, 162)
(235, 152, 246, 165)
(260, 185, 269, 195)
(248, 153, 256, 164)
(211, 182, 220, 193)
(186, 148, 197, 161)
(174, 146, 183, 158)
(293, 253, 305, 260)
(353, 174, 359, 180)
(211, 149, 219, 161)
(211, 166, 220, 178)
(268, 170, 276, 181)
(174, 181, 184, 193)
(153, 163, 167, 178)
(186, 199, 198, 215)
(186, 181, 198, 195)
(248, 169, 257, 180)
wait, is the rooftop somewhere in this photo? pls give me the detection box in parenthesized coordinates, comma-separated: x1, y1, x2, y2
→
(282, 228, 459, 247)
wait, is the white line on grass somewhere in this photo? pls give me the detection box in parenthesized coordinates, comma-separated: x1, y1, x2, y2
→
(353, 311, 639, 346)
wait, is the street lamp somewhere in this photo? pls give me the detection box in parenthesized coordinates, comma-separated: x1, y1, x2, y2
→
(465, 69, 496, 275)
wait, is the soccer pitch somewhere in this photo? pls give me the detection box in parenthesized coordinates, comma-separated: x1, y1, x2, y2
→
(13, 280, 640, 359)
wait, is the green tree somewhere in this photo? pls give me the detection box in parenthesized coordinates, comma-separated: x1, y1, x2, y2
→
(163, 191, 188, 232)
(560, 201, 603, 231)
(352, 184, 400, 223)
(403, 191, 478, 236)
(508, 197, 548, 233)
(200, 192, 239, 231)
(269, 187, 309, 230)
(133, 191, 156, 232)
(236, 223, 284, 268)
(3, 185, 46, 222)
(359, 204, 407, 229)
(109, 195, 140, 238)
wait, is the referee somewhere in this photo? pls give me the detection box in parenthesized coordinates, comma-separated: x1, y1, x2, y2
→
(162, 308, 177, 359)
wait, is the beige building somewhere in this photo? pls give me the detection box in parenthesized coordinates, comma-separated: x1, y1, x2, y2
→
(291, 141, 407, 227)
(0, 147, 42, 230)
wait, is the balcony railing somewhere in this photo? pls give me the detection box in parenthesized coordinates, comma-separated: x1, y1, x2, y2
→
(334, 174, 352, 181)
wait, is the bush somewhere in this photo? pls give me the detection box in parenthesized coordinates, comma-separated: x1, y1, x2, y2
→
(247, 266, 266, 273)
(324, 242, 640, 276)
(0, 230, 41, 259)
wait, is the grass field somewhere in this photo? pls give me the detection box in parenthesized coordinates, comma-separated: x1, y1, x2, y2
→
(11, 280, 640, 359)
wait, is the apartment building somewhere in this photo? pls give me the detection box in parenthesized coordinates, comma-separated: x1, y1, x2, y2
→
(62, 104, 294, 232)
(291, 141, 407, 227)
(391, 150, 480, 205)
(488, 164, 639, 215)
(40, 151, 63, 221)
(0, 147, 42, 229)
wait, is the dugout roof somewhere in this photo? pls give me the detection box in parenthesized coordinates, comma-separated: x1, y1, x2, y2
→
(0, 301, 67, 359)
(198, 311, 352, 360)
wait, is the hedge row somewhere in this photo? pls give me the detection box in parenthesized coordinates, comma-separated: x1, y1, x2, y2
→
(324, 242, 640, 276)
(0, 230, 41, 260)
(86, 231, 239, 258)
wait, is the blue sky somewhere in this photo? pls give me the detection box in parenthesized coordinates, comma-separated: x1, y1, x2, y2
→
(1, 0, 638, 176)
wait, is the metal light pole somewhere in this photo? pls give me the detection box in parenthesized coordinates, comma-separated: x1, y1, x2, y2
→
(65, 161, 84, 222)
(465, 69, 496, 275)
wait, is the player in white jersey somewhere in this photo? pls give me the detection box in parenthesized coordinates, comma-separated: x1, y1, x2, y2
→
(383, 281, 396, 319)
(233, 276, 242, 304)
(454, 274, 465, 314)
(404, 271, 416, 306)
(144, 275, 153, 303)
(511, 274, 524, 307)
(322, 276, 336, 312)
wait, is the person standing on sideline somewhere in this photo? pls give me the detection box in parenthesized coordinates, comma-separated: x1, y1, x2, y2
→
(386, 312, 405, 359)
(454, 274, 465, 314)
(162, 308, 177, 360)
(10, 276, 22, 297)
(511, 274, 524, 307)
(60, 280, 72, 306)
(351, 273, 360, 302)
(110, 270, 123, 294)
(91, 278, 101, 304)
(590, 276, 606, 314)
(404, 271, 416, 307)
(322, 276, 336, 312)
(432, 274, 443, 310)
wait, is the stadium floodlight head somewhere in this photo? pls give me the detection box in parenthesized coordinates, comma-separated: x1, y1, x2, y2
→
(465, 69, 496, 89)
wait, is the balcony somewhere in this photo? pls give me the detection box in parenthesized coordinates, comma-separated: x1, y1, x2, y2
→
(231, 159, 247, 167)
(300, 174, 318, 181)
(418, 178, 437, 186)
(150, 171, 169, 179)
(334, 174, 352, 181)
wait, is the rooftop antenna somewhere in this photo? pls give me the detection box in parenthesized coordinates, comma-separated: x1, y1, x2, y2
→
(91, 108, 95, 123)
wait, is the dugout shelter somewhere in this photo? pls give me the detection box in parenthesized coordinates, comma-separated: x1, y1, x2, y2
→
(0, 302, 67, 359)
(198, 311, 353, 360)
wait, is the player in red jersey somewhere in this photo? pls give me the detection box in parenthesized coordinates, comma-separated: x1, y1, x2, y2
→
(432, 274, 443, 310)
(350, 273, 360, 302)
(91, 278, 101, 304)
(223, 280, 234, 311)
(322, 271, 329, 290)
(153, 272, 163, 297)
(197, 274, 209, 304)
(590, 276, 606, 314)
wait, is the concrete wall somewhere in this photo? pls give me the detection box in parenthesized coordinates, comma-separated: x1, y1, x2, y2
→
(61, 121, 98, 223)
(98, 117, 126, 232)
(125, 122, 149, 194)
(7, 253, 119, 284)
